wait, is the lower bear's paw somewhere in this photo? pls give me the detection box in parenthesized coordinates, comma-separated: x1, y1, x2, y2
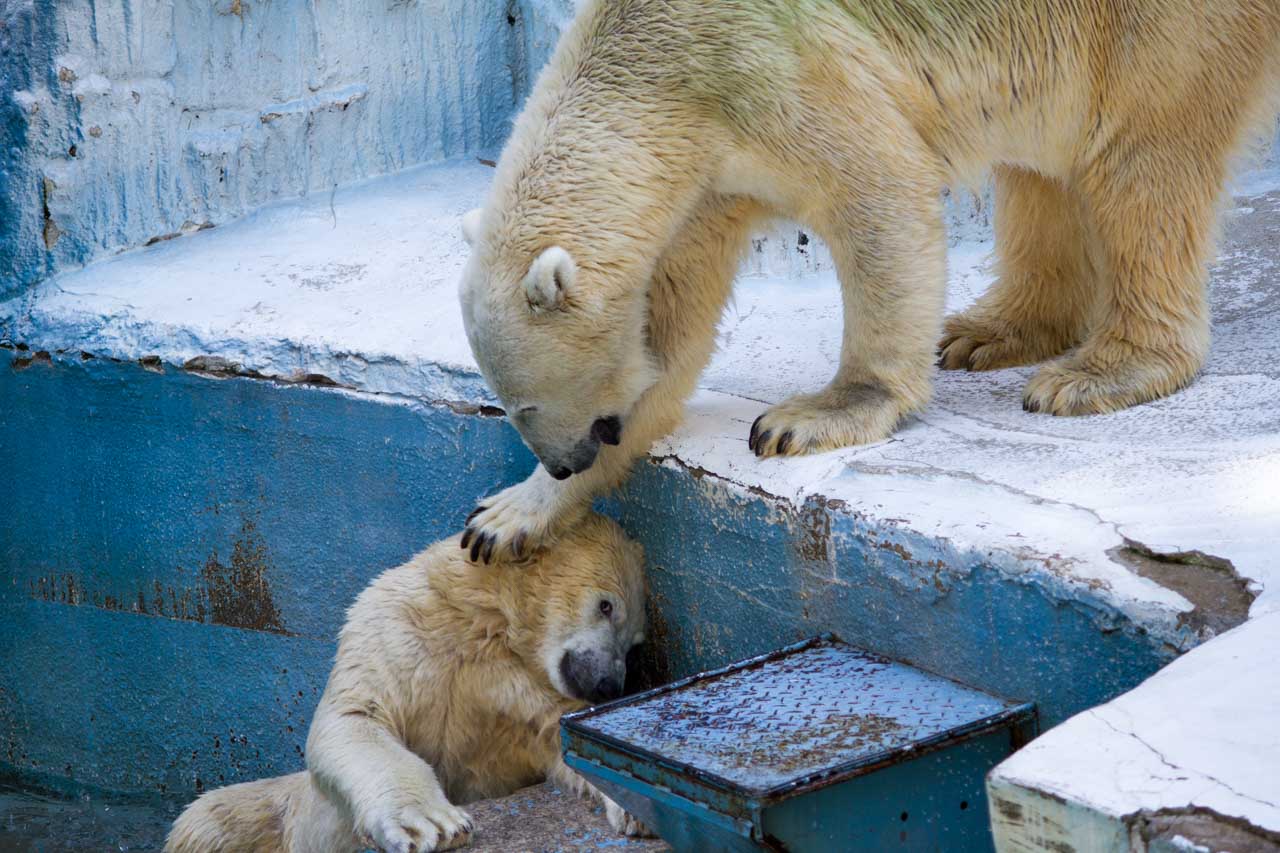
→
(605, 798, 655, 838)
(748, 383, 905, 458)
(461, 475, 583, 565)
(366, 802, 473, 853)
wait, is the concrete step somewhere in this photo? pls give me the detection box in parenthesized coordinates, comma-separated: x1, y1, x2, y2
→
(462, 783, 670, 853)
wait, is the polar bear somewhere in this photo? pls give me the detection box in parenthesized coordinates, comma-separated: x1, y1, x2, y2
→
(457, 0, 1280, 561)
(166, 514, 650, 853)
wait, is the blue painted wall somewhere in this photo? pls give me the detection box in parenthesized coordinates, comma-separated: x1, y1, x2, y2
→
(0, 350, 1174, 800)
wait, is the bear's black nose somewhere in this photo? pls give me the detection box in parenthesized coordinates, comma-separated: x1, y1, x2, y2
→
(592, 677, 623, 703)
(549, 465, 573, 480)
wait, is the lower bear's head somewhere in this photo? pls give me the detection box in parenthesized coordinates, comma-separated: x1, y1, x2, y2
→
(501, 514, 647, 705)
(458, 208, 658, 480)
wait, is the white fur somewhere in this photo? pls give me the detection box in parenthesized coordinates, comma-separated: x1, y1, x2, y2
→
(166, 515, 651, 852)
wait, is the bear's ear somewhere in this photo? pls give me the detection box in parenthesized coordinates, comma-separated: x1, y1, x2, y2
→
(523, 246, 575, 312)
(461, 208, 484, 246)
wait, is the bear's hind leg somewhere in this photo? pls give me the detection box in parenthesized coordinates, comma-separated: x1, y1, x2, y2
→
(939, 166, 1096, 371)
(751, 188, 946, 457)
(1021, 130, 1221, 416)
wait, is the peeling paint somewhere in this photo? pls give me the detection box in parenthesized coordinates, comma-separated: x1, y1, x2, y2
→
(1110, 541, 1255, 638)
(1137, 806, 1280, 852)
(24, 518, 289, 636)
(199, 520, 287, 635)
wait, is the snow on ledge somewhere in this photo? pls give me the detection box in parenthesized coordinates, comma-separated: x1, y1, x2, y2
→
(2, 159, 1279, 648)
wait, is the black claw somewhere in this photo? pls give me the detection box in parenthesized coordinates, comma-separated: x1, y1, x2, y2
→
(482, 536, 495, 564)
(466, 505, 486, 525)
(1023, 398, 1038, 413)
(755, 430, 772, 457)
(512, 531, 528, 560)
(460, 528, 473, 550)
(777, 431, 792, 455)
(748, 414, 764, 450)
(469, 533, 484, 562)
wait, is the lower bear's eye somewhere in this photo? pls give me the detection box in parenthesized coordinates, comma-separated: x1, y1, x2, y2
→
(598, 600, 613, 618)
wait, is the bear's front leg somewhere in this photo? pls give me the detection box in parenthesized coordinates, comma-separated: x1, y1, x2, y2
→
(308, 708, 472, 853)
(751, 179, 947, 457)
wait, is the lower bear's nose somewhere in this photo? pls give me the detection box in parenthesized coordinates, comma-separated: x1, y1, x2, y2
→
(549, 465, 573, 480)
(592, 677, 623, 702)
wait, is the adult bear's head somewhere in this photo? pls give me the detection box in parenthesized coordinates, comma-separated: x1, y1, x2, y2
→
(459, 207, 659, 479)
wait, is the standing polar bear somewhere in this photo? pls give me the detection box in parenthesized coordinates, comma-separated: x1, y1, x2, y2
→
(166, 514, 649, 852)
(459, 0, 1280, 561)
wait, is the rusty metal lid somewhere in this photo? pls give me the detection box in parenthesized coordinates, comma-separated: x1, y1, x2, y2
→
(562, 636, 1034, 801)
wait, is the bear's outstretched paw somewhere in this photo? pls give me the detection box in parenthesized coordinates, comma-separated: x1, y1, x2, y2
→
(367, 801, 473, 853)
(937, 312, 1068, 372)
(461, 475, 583, 565)
(605, 798, 655, 838)
(748, 384, 904, 458)
(1021, 342, 1198, 416)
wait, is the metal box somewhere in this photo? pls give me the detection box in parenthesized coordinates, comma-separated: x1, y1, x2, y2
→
(562, 637, 1036, 852)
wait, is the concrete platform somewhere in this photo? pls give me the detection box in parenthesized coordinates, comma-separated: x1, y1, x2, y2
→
(2, 156, 1278, 847)
(0, 776, 667, 852)
(464, 783, 669, 853)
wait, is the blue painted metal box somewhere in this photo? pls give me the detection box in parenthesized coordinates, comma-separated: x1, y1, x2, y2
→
(562, 637, 1036, 852)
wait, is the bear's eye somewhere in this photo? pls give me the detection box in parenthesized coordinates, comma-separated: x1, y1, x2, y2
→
(598, 599, 613, 618)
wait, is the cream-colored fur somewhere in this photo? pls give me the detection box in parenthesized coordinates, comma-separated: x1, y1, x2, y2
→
(457, 0, 1280, 561)
(166, 515, 649, 853)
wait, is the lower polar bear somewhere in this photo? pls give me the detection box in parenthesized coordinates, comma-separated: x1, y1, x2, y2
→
(456, 0, 1280, 562)
(166, 514, 650, 852)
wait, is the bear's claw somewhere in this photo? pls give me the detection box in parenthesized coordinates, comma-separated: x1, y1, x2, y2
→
(747, 414, 765, 452)
(461, 473, 579, 566)
(748, 385, 904, 458)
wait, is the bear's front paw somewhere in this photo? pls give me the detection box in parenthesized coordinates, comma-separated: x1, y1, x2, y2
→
(460, 474, 584, 565)
(365, 801, 472, 853)
(748, 383, 906, 458)
(605, 798, 655, 838)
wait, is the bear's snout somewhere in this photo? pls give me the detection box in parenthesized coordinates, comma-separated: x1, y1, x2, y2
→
(559, 649, 625, 704)
(536, 434, 604, 480)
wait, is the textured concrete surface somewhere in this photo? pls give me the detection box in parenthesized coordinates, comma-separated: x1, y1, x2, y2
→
(464, 783, 669, 853)
(0, 777, 668, 852)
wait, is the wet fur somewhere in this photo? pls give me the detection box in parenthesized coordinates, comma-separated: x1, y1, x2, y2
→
(166, 515, 647, 853)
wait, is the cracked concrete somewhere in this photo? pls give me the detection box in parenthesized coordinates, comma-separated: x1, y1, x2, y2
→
(990, 611, 1280, 850)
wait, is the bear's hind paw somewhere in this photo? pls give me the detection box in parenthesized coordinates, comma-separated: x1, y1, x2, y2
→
(605, 799, 655, 838)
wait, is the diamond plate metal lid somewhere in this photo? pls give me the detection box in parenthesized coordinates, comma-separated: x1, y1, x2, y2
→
(563, 636, 1034, 799)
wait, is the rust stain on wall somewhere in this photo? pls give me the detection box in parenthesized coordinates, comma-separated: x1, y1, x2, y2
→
(793, 495, 841, 563)
(200, 519, 287, 633)
(25, 518, 290, 635)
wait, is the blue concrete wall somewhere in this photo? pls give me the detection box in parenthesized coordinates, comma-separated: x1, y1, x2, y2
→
(0, 349, 1175, 799)
(0, 0, 555, 299)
